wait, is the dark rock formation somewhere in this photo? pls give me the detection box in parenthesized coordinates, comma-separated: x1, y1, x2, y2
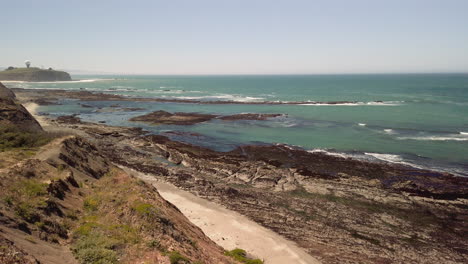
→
(56, 115, 82, 124)
(129, 110, 217, 125)
(129, 110, 284, 125)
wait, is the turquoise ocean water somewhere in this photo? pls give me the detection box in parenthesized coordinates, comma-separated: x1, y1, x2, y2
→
(8, 74, 468, 176)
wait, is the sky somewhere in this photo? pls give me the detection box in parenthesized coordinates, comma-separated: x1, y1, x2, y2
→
(1, 0, 468, 75)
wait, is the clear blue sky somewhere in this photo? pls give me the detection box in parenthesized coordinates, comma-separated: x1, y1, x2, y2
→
(2, 0, 468, 74)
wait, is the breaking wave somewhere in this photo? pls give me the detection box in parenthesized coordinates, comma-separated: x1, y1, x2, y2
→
(167, 94, 265, 102)
(298, 101, 403, 106)
(397, 136, 468, 141)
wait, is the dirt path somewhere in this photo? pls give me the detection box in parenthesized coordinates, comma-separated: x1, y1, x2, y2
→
(129, 169, 321, 264)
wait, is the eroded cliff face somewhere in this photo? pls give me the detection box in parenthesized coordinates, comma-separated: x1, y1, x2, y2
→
(0, 82, 42, 132)
(0, 68, 71, 82)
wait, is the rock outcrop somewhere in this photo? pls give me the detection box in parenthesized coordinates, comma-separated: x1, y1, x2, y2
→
(129, 110, 284, 125)
(0, 82, 42, 132)
(130, 110, 218, 125)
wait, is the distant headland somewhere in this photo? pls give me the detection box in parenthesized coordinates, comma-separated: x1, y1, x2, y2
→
(0, 62, 71, 82)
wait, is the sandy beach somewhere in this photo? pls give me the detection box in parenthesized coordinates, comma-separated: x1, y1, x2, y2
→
(128, 168, 320, 264)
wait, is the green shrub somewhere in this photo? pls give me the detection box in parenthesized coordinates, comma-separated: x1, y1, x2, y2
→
(34, 221, 46, 229)
(3, 196, 13, 206)
(72, 232, 119, 264)
(21, 180, 48, 197)
(133, 202, 157, 218)
(147, 239, 160, 248)
(74, 221, 100, 236)
(14, 202, 40, 222)
(0, 125, 52, 151)
(57, 164, 66, 172)
(225, 248, 263, 264)
(83, 197, 100, 211)
(168, 251, 189, 264)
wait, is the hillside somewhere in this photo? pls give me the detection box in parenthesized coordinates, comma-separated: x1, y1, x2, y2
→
(0, 84, 247, 264)
(0, 68, 71, 82)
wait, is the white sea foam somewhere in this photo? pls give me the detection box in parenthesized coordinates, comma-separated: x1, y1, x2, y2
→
(460, 132, 468, 136)
(159, 86, 181, 89)
(110, 85, 134, 89)
(102, 88, 135, 92)
(358, 123, 367, 126)
(299, 103, 360, 106)
(365, 101, 403, 106)
(364, 152, 424, 169)
(307, 149, 348, 159)
(156, 90, 202, 94)
(383, 129, 395, 134)
(299, 101, 402, 106)
(281, 122, 298, 127)
(365, 153, 404, 163)
(397, 136, 468, 141)
(170, 94, 264, 102)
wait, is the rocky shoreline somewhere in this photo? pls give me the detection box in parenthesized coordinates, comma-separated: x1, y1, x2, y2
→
(34, 111, 468, 264)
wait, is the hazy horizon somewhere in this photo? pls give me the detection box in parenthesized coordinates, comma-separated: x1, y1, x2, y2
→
(2, 0, 468, 75)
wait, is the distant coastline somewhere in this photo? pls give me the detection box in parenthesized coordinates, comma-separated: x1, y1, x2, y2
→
(0, 67, 71, 82)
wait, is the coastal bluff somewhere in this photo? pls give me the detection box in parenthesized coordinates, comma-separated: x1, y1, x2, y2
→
(0, 67, 71, 82)
(0, 82, 43, 132)
(0, 83, 244, 264)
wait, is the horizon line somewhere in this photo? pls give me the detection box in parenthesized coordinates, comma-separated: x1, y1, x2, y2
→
(69, 71, 468, 76)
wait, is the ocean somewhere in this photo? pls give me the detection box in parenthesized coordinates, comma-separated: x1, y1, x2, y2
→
(10, 74, 468, 176)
